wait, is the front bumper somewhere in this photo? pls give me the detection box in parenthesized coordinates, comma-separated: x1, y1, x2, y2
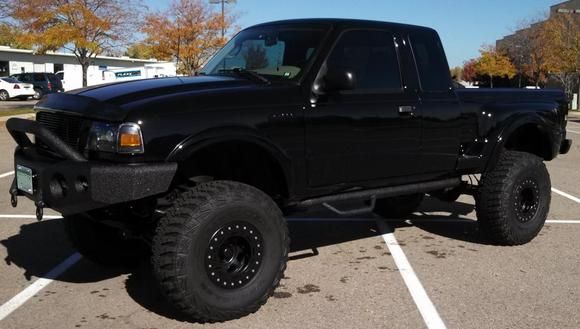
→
(7, 118, 177, 216)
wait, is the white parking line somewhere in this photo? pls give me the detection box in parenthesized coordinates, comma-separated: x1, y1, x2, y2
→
(288, 218, 580, 224)
(376, 220, 447, 329)
(552, 188, 580, 204)
(0, 171, 14, 179)
(547, 220, 580, 224)
(0, 253, 81, 321)
(0, 214, 61, 220)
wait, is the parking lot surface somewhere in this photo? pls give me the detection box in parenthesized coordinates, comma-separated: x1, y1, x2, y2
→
(0, 115, 578, 329)
(0, 100, 37, 112)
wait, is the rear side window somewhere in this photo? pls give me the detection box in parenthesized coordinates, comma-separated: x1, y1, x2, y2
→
(326, 30, 402, 91)
(33, 73, 46, 82)
(48, 75, 60, 83)
(410, 32, 451, 92)
(1, 78, 19, 83)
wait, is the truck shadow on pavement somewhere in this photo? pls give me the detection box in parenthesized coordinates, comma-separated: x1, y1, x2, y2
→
(2, 196, 491, 322)
(0, 218, 125, 282)
(400, 196, 491, 244)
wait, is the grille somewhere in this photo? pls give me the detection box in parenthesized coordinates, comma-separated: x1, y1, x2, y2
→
(36, 111, 85, 151)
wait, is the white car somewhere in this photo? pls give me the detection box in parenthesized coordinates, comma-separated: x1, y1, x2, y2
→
(0, 77, 35, 101)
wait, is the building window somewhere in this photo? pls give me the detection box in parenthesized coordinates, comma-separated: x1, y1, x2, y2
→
(0, 62, 8, 77)
(53, 63, 64, 73)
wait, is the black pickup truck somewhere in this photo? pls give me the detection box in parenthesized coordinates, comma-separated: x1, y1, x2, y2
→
(6, 19, 572, 321)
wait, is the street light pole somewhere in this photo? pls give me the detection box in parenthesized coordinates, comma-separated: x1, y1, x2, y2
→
(209, 0, 237, 38)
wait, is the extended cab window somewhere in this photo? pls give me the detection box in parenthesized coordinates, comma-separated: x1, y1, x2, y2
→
(326, 30, 402, 91)
(410, 33, 451, 92)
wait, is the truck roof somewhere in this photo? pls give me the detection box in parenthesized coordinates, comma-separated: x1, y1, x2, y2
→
(251, 18, 435, 34)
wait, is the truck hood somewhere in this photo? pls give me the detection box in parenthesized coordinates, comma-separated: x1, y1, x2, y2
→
(35, 76, 252, 121)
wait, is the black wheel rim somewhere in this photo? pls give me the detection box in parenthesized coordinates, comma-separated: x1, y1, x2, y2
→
(205, 221, 264, 289)
(514, 178, 540, 223)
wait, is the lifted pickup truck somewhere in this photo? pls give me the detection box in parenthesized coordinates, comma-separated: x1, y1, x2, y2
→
(7, 19, 572, 321)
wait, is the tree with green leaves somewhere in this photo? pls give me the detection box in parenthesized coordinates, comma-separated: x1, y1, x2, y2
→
(125, 43, 155, 60)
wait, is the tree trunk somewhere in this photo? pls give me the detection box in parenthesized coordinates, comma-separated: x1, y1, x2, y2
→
(490, 75, 494, 88)
(81, 61, 89, 87)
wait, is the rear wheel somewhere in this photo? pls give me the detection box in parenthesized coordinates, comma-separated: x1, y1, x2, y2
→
(64, 212, 148, 267)
(32, 89, 42, 100)
(374, 193, 424, 218)
(152, 180, 289, 322)
(0, 90, 8, 101)
(476, 151, 550, 245)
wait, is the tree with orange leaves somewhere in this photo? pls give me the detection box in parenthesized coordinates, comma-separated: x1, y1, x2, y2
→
(141, 0, 235, 76)
(5, 0, 143, 87)
(541, 12, 580, 100)
(475, 46, 516, 88)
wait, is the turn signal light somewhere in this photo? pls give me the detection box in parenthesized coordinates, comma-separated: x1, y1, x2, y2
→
(117, 123, 144, 154)
(119, 132, 141, 147)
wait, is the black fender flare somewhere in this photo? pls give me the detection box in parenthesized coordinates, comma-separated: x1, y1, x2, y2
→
(166, 127, 295, 195)
(481, 113, 556, 172)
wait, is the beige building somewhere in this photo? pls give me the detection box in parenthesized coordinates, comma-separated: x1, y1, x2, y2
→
(497, 0, 580, 51)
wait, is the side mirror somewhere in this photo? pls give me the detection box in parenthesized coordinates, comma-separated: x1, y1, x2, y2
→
(323, 66, 356, 92)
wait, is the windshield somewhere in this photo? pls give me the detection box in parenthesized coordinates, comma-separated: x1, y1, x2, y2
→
(201, 26, 327, 81)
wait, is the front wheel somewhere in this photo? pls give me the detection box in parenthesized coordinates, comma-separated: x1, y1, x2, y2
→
(152, 181, 289, 322)
(476, 151, 550, 245)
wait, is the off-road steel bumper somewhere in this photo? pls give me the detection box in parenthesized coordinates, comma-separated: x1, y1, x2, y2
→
(6, 118, 177, 217)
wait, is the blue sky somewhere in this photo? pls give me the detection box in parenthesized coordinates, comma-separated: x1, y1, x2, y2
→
(145, 0, 560, 67)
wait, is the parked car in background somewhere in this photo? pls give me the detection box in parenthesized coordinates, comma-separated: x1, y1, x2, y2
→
(55, 70, 67, 91)
(0, 77, 35, 101)
(9, 73, 64, 100)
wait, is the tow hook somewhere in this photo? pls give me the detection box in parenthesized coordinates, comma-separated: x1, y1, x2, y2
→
(9, 182, 18, 208)
(35, 201, 45, 221)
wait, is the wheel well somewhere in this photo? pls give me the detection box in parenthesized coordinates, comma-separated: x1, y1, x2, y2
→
(177, 141, 289, 201)
(504, 124, 553, 160)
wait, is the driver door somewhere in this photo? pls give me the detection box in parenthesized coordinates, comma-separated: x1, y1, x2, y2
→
(305, 29, 422, 187)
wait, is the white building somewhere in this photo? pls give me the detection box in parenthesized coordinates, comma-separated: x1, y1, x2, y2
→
(0, 46, 177, 91)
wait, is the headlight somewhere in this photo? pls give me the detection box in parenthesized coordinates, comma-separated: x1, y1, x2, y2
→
(86, 122, 144, 154)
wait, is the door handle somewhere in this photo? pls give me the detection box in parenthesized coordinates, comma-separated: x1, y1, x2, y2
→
(398, 106, 416, 116)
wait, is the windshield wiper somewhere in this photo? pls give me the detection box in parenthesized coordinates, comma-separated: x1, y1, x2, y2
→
(218, 68, 270, 85)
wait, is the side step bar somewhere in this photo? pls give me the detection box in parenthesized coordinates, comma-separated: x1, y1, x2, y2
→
(297, 177, 461, 216)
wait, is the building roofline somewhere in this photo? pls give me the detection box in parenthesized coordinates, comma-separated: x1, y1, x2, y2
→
(551, 0, 575, 9)
(0, 46, 164, 64)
